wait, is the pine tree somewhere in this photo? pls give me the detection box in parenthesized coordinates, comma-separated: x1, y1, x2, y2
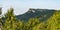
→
(25, 18, 40, 30)
(47, 11, 60, 30)
(3, 8, 17, 30)
(33, 22, 47, 30)
(16, 20, 25, 30)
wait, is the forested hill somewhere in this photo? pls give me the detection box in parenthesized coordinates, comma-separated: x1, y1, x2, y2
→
(1, 8, 60, 30)
(16, 8, 55, 21)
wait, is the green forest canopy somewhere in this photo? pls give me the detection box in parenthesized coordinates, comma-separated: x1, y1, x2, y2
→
(0, 8, 60, 30)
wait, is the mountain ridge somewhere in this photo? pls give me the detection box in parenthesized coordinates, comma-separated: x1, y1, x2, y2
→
(16, 8, 55, 21)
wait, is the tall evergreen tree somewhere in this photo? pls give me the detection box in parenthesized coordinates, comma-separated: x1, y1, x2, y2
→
(16, 20, 24, 30)
(47, 11, 60, 30)
(3, 8, 17, 30)
(25, 18, 40, 30)
(33, 22, 47, 30)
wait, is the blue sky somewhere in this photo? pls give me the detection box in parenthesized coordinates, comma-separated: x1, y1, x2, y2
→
(0, 0, 60, 15)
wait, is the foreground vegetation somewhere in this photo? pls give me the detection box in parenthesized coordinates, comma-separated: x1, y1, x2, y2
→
(0, 8, 60, 30)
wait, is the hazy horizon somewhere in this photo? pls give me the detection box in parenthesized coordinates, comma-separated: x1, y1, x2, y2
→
(0, 0, 60, 15)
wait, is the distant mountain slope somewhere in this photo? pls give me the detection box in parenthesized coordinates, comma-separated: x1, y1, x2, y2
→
(16, 8, 55, 21)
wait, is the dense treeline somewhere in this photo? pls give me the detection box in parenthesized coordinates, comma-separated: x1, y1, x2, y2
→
(0, 8, 60, 30)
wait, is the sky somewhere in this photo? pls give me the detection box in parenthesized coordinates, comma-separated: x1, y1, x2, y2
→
(0, 0, 60, 15)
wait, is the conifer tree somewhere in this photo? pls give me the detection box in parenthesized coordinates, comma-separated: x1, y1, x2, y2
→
(3, 8, 17, 30)
(25, 18, 40, 30)
(16, 20, 25, 30)
(47, 11, 60, 30)
(33, 22, 47, 30)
